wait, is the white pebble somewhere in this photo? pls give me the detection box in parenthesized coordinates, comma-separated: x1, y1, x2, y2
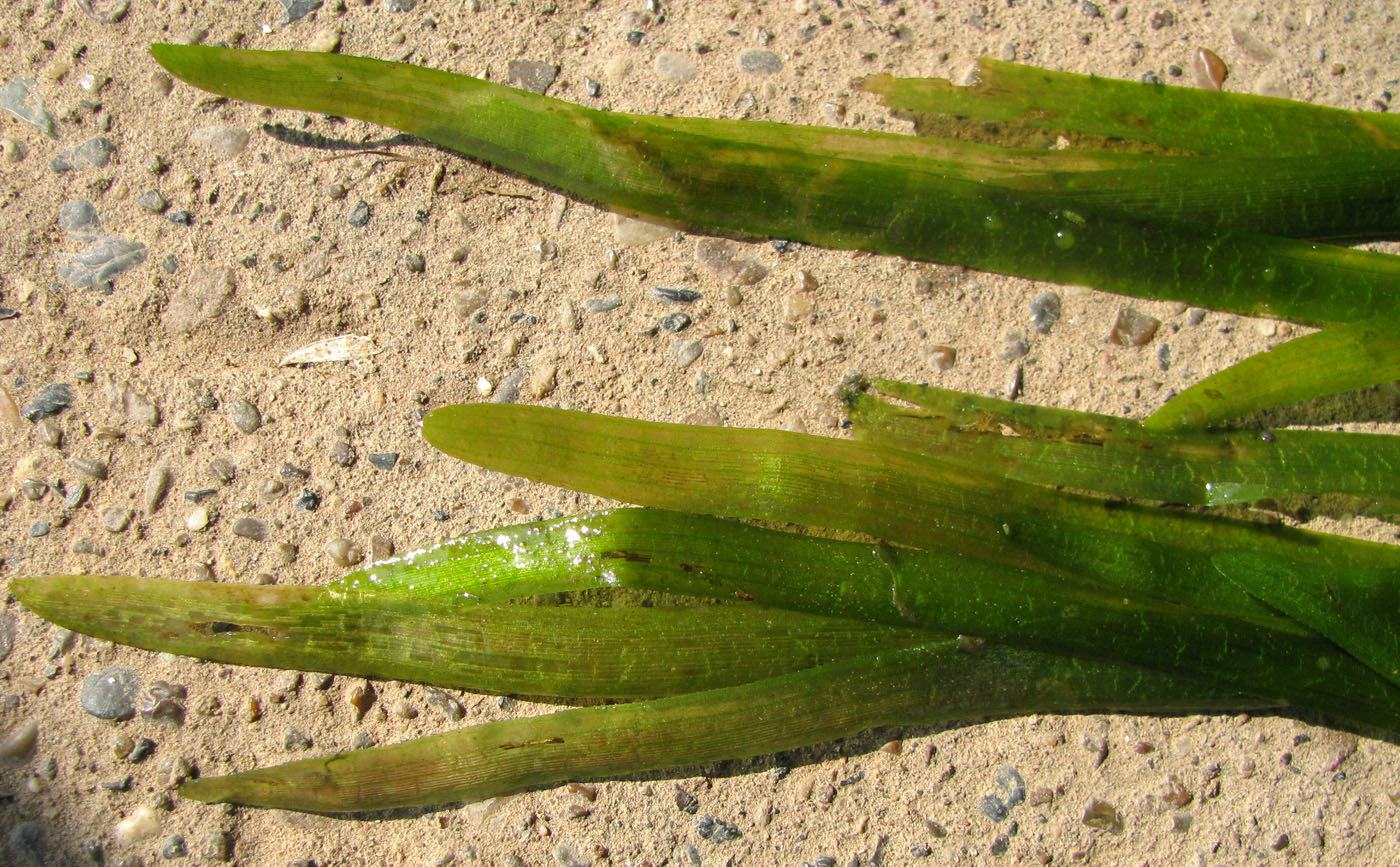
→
(115, 805, 160, 844)
(186, 507, 210, 531)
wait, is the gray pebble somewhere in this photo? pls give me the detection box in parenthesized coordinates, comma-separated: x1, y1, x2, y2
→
(998, 332, 1029, 361)
(161, 834, 187, 859)
(491, 367, 527, 404)
(58, 200, 102, 238)
(660, 311, 692, 333)
(228, 398, 262, 434)
(58, 237, 148, 291)
(278, 0, 323, 21)
(1156, 343, 1172, 371)
(136, 190, 169, 213)
(347, 199, 371, 227)
(71, 455, 108, 480)
(425, 688, 465, 721)
(507, 59, 559, 95)
(209, 457, 236, 484)
(585, 297, 623, 313)
(671, 338, 703, 368)
(989, 834, 1010, 856)
(101, 506, 133, 533)
(63, 481, 88, 509)
(29, 520, 50, 537)
(0, 78, 57, 138)
(1186, 307, 1208, 325)
(78, 0, 130, 23)
(0, 306, 17, 320)
(403, 252, 426, 273)
(112, 381, 161, 427)
(21, 383, 72, 422)
(1029, 292, 1061, 334)
(368, 452, 399, 470)
(695, 238, 768, 285)
(653, 286, 702, 303)
(80, 665, 141, 720)
(128, 736, 156, 763)
(996, 765, 1026, 808)
(294, 489, 321, 512)
(284, 727, 313, 751)
(695, 815, 741, 843)
(232, 517, 268, 541)
(384, 0, 416, 9)
(584, 77, 602, 97)
(978, 794, 1008, 822)
(0, 613, 14, 663)
(8, 822, 47, 867)
(51, 136, 115, 172)
(1081, 0, 1102, 16)
(167, 210, 193, 225)
(738, 49, 782, 75)
(350, 730, 376, 750)
(185, 488, 216, 504)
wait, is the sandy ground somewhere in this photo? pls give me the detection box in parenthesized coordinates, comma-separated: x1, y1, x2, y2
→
(2, 0, 1400, 864)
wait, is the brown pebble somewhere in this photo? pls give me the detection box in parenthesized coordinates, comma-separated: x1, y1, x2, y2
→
(1194, 48, 1228, 90)
(568, 782, 598, 801)
(1082, 798, 1124, 834)
(328, 440, 356, 468)
(232, 517, 268, 541)
(929, 345, 956, 371)
(1109, 307, 1161, 346)
(348, 680, 376, 721)
(324, 537, 363, 567)
(209, 458, 236, 485)
(370, 533, 394, 561)
(0, 719, 38, 760)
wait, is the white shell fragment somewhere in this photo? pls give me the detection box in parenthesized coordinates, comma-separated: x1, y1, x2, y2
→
(279, 335, 378, 367)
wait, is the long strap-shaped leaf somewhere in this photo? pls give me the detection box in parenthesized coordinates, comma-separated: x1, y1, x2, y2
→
(847, 377, 1400, 519)
(1147, 316, 1400, 431)
(422, 404, 1400, 689)
(149, 45, 1400, 324)
(861, 58, 1400, 157)
(178, 642, 1267, 812)
(19, 508, 1395, 725)
(12, 574, 929, 700)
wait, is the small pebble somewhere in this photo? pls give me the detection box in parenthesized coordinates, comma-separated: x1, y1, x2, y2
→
(228, 398, 262, 434)
(929, 345, 957, 370)
(50, 136, 115, 172)
(695, 238, 768, 285)
(585, 297, 623, 313)
(29, 519, 50, 537)
(58, 199, 102, 238)
(671, 339, 703, 368)
(308, 27, 341, 52)
(996, 765, 1026, 808)
(114, 805, 160, 844)
(161, 835, 187, 860)
(584, 77, 602, 97)
(368, 452, 399, 470)
(1109, 307, 1161, 346)
(328, 441, 357, 467)
(21, 384, 73, 422)
(999, 332, 1029, 361)
(209, 458, 236, 484)
(507, 59, 559, 94)
(81, 665, 141, 720)
(0, 719, 38, 760)
(59, 237, 148, 290)
(71, 455, 109, 480)
(188, 126, 249, 160)
(294, 489, 321, 512)
(186, 508, 210, 531)
(284, 727, 312, 752)
(653, 287, 702, 304)
(325, 537, 363, 567)
(167, 210, 193, 226)
(101, 506, 133, 533)
(1194, 48, 1228, 90)
(136, 190, 169, 213)
(1029, 292, 1061, 334)
(144, 464, 172, 513)
(0, 136, 28, 162)
(198, 830, 232, 861)
(347, 200, 371, 227)
(738, 49, 782, 75)
(695, 815, 742, 843)
(127, 737, 155, 763)
(1082, 798, 1125, 834)
(232, 517, 268, 541)
(660, 312, 692, 333)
